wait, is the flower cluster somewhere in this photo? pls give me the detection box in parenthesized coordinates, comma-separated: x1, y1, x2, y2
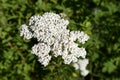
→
(73, 59, 89, 76)
(20, 12, 89, 76)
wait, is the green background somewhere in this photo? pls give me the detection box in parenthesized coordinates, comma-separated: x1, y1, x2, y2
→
(0, 0, 120, 80)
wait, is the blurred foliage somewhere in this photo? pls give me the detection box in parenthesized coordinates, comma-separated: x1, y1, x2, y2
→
(0, 0, 120, 80)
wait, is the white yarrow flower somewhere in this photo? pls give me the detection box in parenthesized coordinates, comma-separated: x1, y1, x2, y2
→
(81, 69, 89, 77)
(73, 59, 89, 76)
(20, 24, 33, 39)
(20, 12, 89, 76)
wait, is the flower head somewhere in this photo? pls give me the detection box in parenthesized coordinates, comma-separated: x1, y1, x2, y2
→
(20, 12, 89, 76)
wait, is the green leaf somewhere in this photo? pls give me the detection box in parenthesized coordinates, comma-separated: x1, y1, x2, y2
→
(102, 61, 117, 73)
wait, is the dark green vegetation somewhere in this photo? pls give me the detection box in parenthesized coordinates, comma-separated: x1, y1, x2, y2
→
(0, 0, 120, 80)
